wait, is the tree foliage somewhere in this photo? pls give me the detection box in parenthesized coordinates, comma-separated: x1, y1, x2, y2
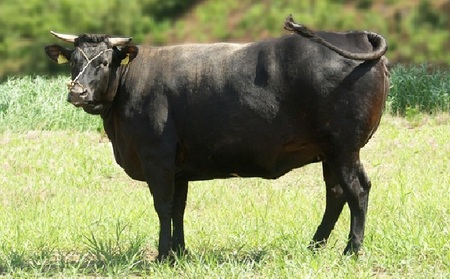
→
(0, 0, 198, 78)
(0, 0, 449, 79)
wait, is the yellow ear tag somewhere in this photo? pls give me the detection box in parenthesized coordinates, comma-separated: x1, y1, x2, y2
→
(57, 54, 69, 64)
(121, 54, 130, 65)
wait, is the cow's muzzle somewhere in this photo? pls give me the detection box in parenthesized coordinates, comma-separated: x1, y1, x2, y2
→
(66, 81, 92, 106)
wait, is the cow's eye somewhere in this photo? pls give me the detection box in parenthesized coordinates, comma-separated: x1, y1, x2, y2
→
(96, 61, 108, 69)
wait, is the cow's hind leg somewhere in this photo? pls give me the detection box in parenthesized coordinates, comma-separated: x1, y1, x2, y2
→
(310, 161, 347, 250)
(346, 162, 371, 254)
(327, 152, 371, 255)
(171, 179, 188, 254)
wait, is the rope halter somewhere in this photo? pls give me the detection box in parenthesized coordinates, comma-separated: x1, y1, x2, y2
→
(67, 47, 113, 91)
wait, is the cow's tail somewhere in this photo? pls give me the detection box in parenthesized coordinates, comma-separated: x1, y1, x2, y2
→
(284, 15, 387, 61)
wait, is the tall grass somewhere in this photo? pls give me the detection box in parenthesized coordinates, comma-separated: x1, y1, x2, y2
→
(389, 64, 450, 115)
(0, 76, 102, 132)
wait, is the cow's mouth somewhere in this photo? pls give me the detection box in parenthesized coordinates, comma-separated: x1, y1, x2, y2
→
(68, 94, 90, 107)
(75, 99, 93, 106)
(66, 91, 104, 114)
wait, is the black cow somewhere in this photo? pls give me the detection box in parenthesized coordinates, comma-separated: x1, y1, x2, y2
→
(45, 16, 389, 260)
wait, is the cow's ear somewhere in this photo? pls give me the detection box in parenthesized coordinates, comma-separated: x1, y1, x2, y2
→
(119, 45, 139, 65)
(45, 44, 73, 64)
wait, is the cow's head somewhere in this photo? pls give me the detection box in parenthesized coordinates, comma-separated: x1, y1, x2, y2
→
(45, 31, 138, 114)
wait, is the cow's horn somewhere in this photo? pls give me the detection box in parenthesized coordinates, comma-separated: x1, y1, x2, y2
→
(50, 31, 78, 43)
(109, 37, 133, 46)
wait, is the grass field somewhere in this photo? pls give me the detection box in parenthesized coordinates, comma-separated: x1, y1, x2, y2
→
(1, 73, 450, 277)
(1, 116, 449, 277)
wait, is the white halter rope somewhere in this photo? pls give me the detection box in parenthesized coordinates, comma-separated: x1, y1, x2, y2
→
(68, 47, 113, 90)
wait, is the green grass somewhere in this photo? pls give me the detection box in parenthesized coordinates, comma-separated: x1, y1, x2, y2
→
(0, 72, 449, 276)
(1, 116, 449, 277)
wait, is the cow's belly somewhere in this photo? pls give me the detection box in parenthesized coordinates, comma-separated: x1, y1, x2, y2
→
(111, 137, 323, 182)
(176, 141, 323, 181)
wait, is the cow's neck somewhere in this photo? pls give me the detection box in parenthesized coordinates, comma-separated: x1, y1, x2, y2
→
(100, 65, 128, 144)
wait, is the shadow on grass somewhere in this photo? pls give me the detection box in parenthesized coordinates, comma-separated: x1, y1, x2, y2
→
(1, 231, 315, 276)
(0, 248, 157, 277)
(177, 244, 273, 268)
(0, 245, 272, 276)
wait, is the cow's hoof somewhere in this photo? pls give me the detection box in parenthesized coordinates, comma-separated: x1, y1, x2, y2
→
(155, 248, 189, 264)
(173, 247, 189, 258)
(155, 251, 170, 263)
(343, 242, 362, 257)
(308, 240, 326, 252)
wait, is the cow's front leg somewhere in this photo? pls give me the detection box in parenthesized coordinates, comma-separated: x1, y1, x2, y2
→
(145, 165, 175, 261)
(153, 197, 172, 260)
(171, 179, 188, 254)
